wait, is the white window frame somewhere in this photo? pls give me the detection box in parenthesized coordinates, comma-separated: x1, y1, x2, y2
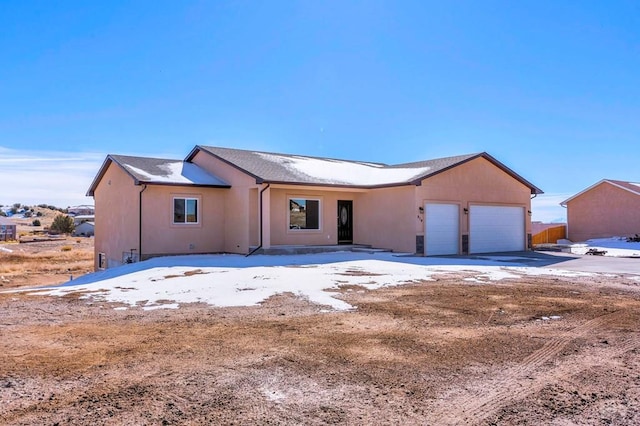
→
(287, 197, 322, 231)
(172, 197, 200, 225)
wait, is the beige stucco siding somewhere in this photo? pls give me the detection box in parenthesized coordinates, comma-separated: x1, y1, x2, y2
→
(416, 157, 532, 253)
(92, 161, 228, 269)
(417, 157, 532, 229)
(355, 186, 416, 252)
(93, 163, 145, 269)
(191, 150, 259, 253)
(268, 188, 361, 246)
(140, 185, 226, 257)
(567, 183, 640, 241)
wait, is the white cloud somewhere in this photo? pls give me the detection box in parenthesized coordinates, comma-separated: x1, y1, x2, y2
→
(530, 193, 570, 223)
(0, 146, 105, 208)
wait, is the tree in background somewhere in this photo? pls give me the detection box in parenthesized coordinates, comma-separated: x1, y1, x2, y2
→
(32, 219, 41, 226)
(50, 215, 74, 234)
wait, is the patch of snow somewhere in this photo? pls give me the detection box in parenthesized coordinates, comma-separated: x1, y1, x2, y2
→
(539, 316, 562, 321)
(143, 303, 179, 311)
(561, 237, 640, 257)
(0, 246, 13, 253)
(5, 251, 617, 311)
(263, 388, 286, 402)
(257, 153, 430, 186)
(123, 162, 228, 186)
(555, 237, 640, 257)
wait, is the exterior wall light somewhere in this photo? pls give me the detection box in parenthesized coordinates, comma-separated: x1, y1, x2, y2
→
(463, 208, 469, 214)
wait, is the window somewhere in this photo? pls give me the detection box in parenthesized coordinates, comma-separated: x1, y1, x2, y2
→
(174, 198, 198, 224)
(98, 252, 106, 270)
(289, 198, 320, 230)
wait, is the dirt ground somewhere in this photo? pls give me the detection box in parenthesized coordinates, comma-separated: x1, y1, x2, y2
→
(1, 262, 639, 425)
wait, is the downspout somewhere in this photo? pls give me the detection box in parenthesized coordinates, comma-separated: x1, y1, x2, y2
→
(529, 192, 537, 250)
(246, 183, 270, 257)
(139, 184, 147, 260)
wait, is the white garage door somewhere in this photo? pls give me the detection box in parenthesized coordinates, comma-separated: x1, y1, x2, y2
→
(425, 203, 459, 256)
(470, 205, 525, 254)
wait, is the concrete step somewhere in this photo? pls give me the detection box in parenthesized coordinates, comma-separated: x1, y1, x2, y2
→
(247, 244, 390, 256)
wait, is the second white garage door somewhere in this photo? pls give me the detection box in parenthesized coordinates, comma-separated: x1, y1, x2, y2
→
(425, 203, 459, 256)
(469, 205, 525, 254)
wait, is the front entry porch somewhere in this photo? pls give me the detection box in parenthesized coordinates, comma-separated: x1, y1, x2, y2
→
(248, 244, 391, 255)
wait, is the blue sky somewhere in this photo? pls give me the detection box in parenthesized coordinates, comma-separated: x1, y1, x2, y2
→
(1, 1, 639, 221)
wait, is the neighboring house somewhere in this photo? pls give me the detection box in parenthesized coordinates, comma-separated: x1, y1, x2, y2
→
(561, 179, 640, 242)
(68, 205, 95, 216)
(0, 216, 17, 241)
(87, 146, 543, 269)
(73, 221, 95, 237)
(73, 215, 95, 226)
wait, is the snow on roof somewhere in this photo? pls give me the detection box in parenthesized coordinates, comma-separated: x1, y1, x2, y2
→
(87, 154, 231, 196)
(116, 155, 229, 185)
(256, 152, 432, 186)
(190, 146, 524, 189)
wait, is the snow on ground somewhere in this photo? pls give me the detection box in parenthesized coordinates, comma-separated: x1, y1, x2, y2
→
(562, 237, 640, 257)
(11, 252, 595, 312)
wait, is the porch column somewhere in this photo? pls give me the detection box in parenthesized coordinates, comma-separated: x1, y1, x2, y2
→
(261, 185, 272, 249)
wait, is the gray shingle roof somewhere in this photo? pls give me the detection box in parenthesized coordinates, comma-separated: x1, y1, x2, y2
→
(86, 154, 230, 196)
(188, 146, 543, 193)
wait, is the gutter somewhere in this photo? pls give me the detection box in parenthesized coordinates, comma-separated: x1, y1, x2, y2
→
(139, 184, 147, 260)
(246, 183, 270, 257)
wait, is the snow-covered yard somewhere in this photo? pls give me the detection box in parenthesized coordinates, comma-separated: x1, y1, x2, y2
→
(12, 238, 640, 312)
(17, 251, 596, 311)
(559, 237, 640, 257)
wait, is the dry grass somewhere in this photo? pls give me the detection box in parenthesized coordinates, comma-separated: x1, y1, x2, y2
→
(0, 238, 94, 288)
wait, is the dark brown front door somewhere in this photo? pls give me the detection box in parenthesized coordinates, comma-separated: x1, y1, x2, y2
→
(337, 200, 353, 244)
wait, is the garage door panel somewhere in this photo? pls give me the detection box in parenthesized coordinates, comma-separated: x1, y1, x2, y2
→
(425, 203, 459, 256)
(470, 206, 525, 253)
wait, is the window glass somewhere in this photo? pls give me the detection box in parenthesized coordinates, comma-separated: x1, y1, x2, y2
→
(186, 199, 198, 223)
(174, 198, 198, 223)
(289, 198, 320, 230)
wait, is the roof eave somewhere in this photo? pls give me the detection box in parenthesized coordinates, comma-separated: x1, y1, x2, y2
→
(86, 155, 121, 196)
(186, 145, 265, 183)
(561, 179, 640, 206)
(260, 179, 416, 190)
(135, 181, 231, 189)
(407, 152, 543, 195)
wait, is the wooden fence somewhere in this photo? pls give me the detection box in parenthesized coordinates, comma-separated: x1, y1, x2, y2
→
(532, 225, 566, 245)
